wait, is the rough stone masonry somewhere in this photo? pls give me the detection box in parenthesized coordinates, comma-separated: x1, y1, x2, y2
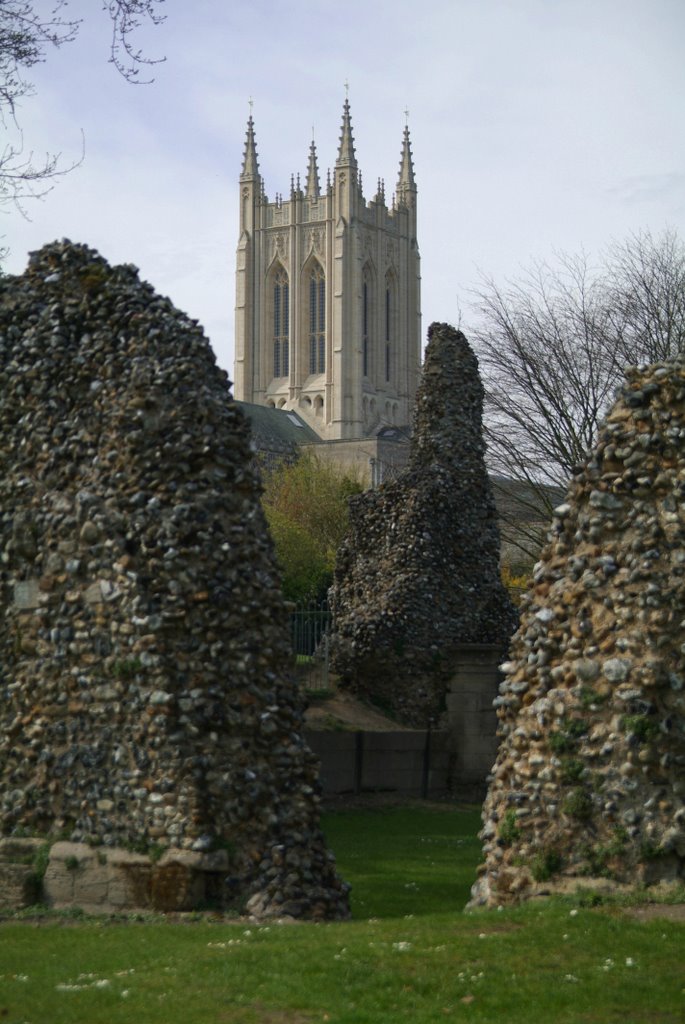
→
(329, 322, 518, 726)
(471, 356, 685, 906)
(0, 240, 349, 918)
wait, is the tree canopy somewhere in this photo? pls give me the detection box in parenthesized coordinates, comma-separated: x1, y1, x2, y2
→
(261, 453, 363, 604)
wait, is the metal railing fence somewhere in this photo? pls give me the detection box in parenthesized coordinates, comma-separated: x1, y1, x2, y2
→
(290, 598, 331, 692)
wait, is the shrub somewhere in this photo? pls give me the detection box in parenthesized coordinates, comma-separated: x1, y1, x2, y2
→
(562, 787, 593, 821)
(261, 453, 363, 603)
(498, 809, 521, 846)
(531, 848, 562, 882)
(621, 714, 658, 743)
(549, 717, 588, 754)
(559, 757, 585, 783)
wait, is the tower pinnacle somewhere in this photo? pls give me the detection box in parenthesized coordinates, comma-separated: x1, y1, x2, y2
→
(336, 98, 357, 168)
(396, 123, 416, 197)
(241, 114, 260, 180)
(306, 137, 321, 198)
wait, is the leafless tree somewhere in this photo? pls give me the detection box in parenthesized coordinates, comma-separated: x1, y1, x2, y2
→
(470, 230, 685, 566)
(606, 229, 685, 366)
(0, 1, 165, 223)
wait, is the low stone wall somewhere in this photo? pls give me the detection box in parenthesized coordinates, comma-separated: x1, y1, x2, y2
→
(0, 838, 45, 909)
(42, 842, 232, 914)
(0, 837, 236, 915)
(447, 646, 503, 802)
(305, 730, 452, 799)
(306, 644, 503, 802)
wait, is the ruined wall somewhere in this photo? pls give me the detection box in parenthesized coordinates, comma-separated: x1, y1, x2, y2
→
(0, 241, 348, 919)
(471, 357, 685, 907)
(328, 323, 517, 726)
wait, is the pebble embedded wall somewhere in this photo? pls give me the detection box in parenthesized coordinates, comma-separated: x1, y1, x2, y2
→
(328, 322, 518, 726)
(0, 241, 348, 919)
(471, 357, 685, 906)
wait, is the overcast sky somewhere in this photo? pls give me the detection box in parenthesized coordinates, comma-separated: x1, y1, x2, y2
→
(3, 0, 684, 378)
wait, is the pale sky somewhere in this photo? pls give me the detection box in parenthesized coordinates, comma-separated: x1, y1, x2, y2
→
(3, 0, 684, 378)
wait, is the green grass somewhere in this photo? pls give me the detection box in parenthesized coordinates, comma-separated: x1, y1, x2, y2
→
(0, 805, 682, 1023)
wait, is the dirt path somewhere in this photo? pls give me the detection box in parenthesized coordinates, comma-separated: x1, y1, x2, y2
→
(303, 688, 411, 732)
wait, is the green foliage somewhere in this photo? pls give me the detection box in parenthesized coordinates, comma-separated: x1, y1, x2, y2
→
(559, 757, 585, 784)
(261, 453, 363, 602)
(23, 842, 51, 904)
(581, 827, 628, 877)
(498, 808, 521, 846)
(531, 848, 562, 882)
(640, 839, 667, 860)
(621, 714, 659, 743)
(262, 504, 330, 603)
(562, 787, 593, 821)
(110, 658, 142, 679)
(33, 842, 50, 878)
(64, 855, 80, 872)
(579, 685, 608, 710)
(549, 717, 588, 755)
(500, 563, 530, 604)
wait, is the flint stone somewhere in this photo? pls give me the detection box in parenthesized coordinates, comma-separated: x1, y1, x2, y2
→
(472, 354, 685, 908)
(0, 241, 348, 921)
(329, 323, 517, 726)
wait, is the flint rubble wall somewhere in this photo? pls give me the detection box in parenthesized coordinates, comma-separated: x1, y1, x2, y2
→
(471, 357, 685, 906)
(0, 241, 349, 919)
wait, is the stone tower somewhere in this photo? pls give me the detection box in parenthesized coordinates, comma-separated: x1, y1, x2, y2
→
(234, 100, 421, 440)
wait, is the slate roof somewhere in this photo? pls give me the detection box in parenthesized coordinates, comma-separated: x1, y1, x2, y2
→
(236, 401, 321, 460)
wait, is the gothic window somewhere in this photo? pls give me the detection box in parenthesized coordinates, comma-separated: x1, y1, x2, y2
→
(362, 265, 373, 378)
(272, 267, 289, 378)
(384, 274, 395, 383)
(308, 264, 325, 375)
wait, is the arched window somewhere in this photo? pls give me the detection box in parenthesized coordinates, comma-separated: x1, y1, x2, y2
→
(273, 267, 289, 378)
(308, 264, 325, 374)
(362, 265, 373, 378)
(385, 273, 395, 383)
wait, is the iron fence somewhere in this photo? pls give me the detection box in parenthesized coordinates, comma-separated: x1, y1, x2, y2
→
(290, 599, 331, 692)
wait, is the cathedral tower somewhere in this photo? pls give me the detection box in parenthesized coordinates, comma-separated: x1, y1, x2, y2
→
(234, 100, 421, 440)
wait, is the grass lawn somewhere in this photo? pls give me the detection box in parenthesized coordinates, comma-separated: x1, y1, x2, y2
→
(0, 804, 683, 1023)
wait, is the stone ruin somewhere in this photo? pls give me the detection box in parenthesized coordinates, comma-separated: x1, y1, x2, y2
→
(470, 357, 685, 906)
(328, 322, 518, 726)
(0, 240, 349, 919)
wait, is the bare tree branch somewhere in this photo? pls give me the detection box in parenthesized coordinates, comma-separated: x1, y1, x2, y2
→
(470, 231, 685, 567)
(0, 0, 165, 226)
(104, 1, 166, 83)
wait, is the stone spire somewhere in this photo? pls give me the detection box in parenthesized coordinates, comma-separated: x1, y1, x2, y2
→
(336, 98, 357, 168)
(396, 123, 416, 202)
(240, 114, 260, 180)
(306, 136, 321, 198)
